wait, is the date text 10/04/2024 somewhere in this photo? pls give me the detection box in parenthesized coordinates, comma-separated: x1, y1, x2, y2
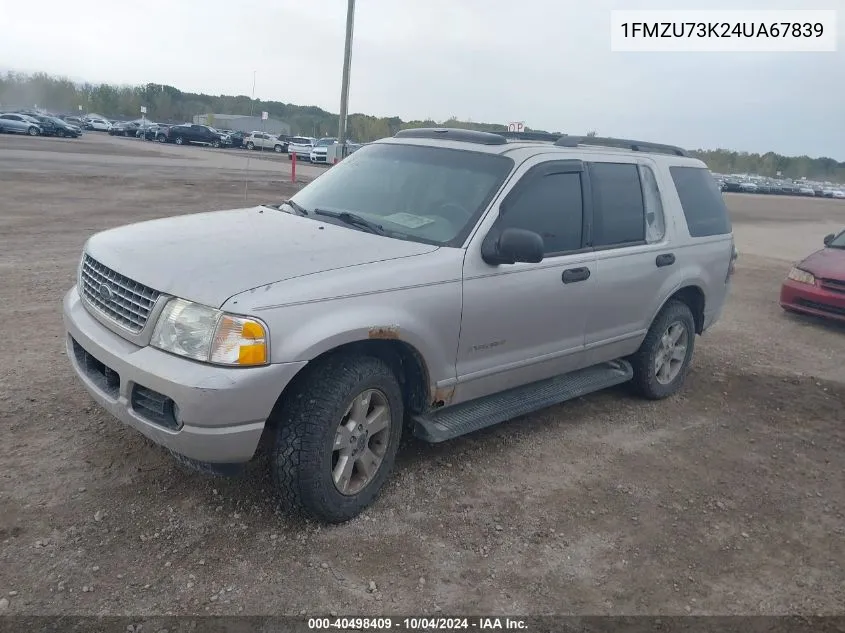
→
(307, 617, 529, 630)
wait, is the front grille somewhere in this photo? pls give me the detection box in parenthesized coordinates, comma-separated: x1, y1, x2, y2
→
(71, 337, 120, 398)
(796, 299, 845, 317)
(131, 385, 179, 430)
(80, 254, 161, 333)
(820, 278, 845, 295)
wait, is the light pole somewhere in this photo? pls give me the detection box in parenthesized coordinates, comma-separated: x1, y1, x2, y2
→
(337, 0, 355, 151)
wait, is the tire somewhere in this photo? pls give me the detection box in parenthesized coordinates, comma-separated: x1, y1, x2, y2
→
(271, 354, 404, 523)
(274, 144, 283, 153)
(211, 139, 220, 148)
(27, 126, 38, 136)
(174, 136, 184, 145)
(156, 135, 166, 143)
(246, 141, 254, 150)
(630, 300, 696, 400)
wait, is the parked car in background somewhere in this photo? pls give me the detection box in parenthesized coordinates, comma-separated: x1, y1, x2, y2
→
(308, 137, 338, 164)
(244, 132, 287, 152)
(287, 136, 316, 160)
(158, 124, 229, 147)
(0, 113, 42, 135)
(85, 117, 112, 131)
(780, 229, 845, 323)
(61, 115, 86, 128)
(41, 116, 82, 138)
(225, 131, 249, 148)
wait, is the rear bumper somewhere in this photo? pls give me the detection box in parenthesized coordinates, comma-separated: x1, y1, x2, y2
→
(63, 286, 307, 463)
(780, 278, 845, 322)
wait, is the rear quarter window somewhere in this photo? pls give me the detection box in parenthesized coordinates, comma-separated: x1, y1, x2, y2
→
(669, 166, 732, 237)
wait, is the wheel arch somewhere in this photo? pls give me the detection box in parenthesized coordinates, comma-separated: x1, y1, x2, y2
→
(260, 338, 432, 445)
(654, 284, 706, 334)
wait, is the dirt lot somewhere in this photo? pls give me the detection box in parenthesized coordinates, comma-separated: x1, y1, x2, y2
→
(1, 133, 843, 617)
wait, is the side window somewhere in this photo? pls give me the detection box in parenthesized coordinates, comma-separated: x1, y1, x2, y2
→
(498, 170, 584, 255)
(639, 165, 666, 243)
(669, 166, 732, 237)
(588, 162, 645, 247)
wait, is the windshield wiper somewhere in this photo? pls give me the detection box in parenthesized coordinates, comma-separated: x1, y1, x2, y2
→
(314, 209, 386, 235)
(278, 199, 308, 216)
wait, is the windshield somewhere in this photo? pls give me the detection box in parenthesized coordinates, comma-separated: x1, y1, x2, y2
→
(289, 143, 514, 246)
(829, 230, 845, 248)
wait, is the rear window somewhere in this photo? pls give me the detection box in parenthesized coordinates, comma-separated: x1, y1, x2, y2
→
(669, 166, 732, 237)
(290, 137, 312, 145)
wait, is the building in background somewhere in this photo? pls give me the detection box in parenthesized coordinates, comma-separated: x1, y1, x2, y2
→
(192, 113, 291, 136)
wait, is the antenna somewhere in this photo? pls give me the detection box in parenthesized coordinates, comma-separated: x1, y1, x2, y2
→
(243, 70, 257, 202)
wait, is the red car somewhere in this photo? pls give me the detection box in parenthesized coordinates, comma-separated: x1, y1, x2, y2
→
(780, 229, 845, 322)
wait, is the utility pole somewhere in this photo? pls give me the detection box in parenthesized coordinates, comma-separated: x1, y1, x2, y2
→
(337, 0, 355, 150)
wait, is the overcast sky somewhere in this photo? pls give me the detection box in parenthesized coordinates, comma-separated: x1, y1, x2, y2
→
(3, 0, 843, 159)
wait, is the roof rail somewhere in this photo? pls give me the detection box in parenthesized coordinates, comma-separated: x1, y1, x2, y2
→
(500, 131, 563, 143)
(393, 127, 508, 146)
(554, 135, 688, 157)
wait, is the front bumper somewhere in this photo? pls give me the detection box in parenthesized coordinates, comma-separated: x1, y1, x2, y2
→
(780, 278, 845, 322)
(63, 286, 307, 463)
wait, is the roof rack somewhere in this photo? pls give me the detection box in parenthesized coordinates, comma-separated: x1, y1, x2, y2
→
(393, 128, 507, 146)
(554, 135, 688, 157)
(500, 131, 563, 143)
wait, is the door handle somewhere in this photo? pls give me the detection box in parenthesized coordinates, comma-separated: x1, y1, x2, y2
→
(656, 253, 676, 268)
(562, 267, 591, 283)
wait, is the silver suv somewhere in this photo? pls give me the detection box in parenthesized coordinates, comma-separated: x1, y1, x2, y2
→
(63, 128, 737, 523)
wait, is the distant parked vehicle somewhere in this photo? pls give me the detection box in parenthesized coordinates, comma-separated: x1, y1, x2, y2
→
(159, 123, 229, 147)
(85, 117, 112, 131)
(287, 136, 316, 161)
(0, 113, 42, 136)
(42, 116, 82, 138)
(226, 131, 249, 148)
(797, 186, 816, 196)
(61, 115, 86, 127)
(244, 132, 287, 152)
(308, 137, 338, 164)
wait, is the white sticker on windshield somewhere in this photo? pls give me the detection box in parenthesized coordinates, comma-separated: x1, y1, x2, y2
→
(383, 212, 436, 229)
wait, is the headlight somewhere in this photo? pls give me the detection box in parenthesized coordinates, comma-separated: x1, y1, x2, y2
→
(150, 298, 268, 366)
(787, 267, 815, 285)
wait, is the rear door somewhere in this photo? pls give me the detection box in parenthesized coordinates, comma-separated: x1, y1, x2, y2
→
(581, 158, 678, 365)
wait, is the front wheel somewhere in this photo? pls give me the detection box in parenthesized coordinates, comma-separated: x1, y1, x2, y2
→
(630, 300, 696, 400)
(211, 139, 220, 148)
(246, 141, 255, 150)
(271, 355, 404, 523)
(27, 126, 38, 136)
(274, 144, 283, 153)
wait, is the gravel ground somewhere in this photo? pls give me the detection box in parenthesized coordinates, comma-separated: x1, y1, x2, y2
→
(0, 133, 843, 617)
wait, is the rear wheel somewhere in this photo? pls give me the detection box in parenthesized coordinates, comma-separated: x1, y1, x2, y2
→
(630, 300, 696, 400)
(271, 354, 403, 523)
(174, 136, 184, 145)
(246, 141, 255, 150)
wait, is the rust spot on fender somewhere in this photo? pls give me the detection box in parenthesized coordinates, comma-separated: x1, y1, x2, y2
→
(433, 385, 455, 407)
(368, 325, 400, 340)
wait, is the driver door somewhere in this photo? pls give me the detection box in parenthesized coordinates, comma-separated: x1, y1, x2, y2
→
(453, 158, 596, 405)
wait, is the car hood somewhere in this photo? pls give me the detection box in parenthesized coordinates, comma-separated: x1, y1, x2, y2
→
(84, 206, 439, 308)
(800, 247, 845, 279)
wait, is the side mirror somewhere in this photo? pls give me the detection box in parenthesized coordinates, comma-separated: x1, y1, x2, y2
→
(481, 227, 544, 265)
(824, 233, 835, 246)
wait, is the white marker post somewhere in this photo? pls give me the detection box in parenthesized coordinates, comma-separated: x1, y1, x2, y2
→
(140, 106, 147, 135)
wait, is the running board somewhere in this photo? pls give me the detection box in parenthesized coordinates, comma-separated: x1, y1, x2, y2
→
(412, 360, 633, 443)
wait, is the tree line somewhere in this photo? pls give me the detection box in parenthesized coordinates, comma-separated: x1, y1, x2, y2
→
(1, 71, 842, 182)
